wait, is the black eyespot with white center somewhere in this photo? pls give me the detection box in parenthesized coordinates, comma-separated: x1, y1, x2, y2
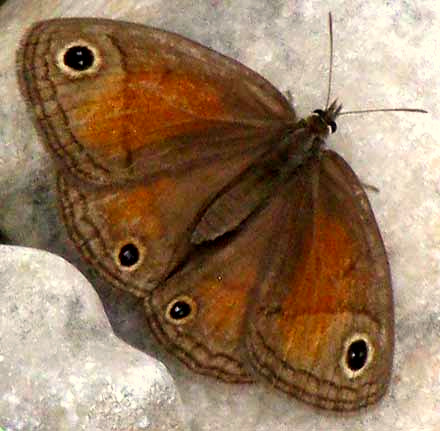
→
(341, 333, 374, 379)
(63, 45, 95, 71)
(346, 339, 368, 371)
(56, 40, 101, 78)
(165, 295, 197, 325)
(118, 243, 140, 267)
(170, 301, 191, 319)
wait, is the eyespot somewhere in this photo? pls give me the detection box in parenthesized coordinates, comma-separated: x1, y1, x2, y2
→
(341, 333, 374, 379)
(329, 120, 337, 133)
(165, 295, 197, 325)
(114, 240, 144, 271)
(56, 40, 101, 78)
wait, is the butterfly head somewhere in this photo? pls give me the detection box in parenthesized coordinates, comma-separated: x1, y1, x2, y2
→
(287, 99, 343, 163)
(309, 99, 343, 136)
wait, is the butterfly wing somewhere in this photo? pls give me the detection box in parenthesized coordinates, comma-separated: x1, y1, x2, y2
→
(192, 127, 317, 244)
(245, 150, 394, 410)
(144, 176, 305, 380)
(17, 17, 299, 295)
(57, 147, 264, 297)
(17, 18, 295, 186)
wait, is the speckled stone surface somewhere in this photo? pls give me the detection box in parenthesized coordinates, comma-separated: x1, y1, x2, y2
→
(0, 246, 187, 430)
(0, 1, 439, 430)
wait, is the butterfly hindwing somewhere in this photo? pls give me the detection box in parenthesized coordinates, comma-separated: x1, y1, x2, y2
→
(145, 176, 306, 380)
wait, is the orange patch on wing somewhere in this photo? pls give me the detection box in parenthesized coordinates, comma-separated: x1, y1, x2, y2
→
(279, 313, 332, 362)
(195, 266, 258, 346)
(278, 313, 353, 365)
(69, 67, 227, 157)
(96, 179, 175, 239)
(275, 212, 368, 350)
(284, 214, 361, 315)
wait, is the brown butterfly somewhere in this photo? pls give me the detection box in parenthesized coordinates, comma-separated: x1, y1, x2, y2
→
(16, 14, 425, 411)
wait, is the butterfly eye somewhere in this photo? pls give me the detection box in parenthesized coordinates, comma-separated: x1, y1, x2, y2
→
(115, 241, 143, 271)
(165, 295, 197, 325)
(313, 109, 325, 116)
(56, 40, 101, 78)
(329, 120, 337, 133)
(341, 333, 374, 379)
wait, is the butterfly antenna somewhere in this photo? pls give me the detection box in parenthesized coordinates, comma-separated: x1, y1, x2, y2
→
(325, 12, 334, 111)
(340, 107, 427, 115)
(326, 13, 427, 116)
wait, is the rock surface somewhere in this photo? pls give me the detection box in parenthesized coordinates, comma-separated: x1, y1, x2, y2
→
(0, 1, 439, 430)
(0, 246, 187, 431)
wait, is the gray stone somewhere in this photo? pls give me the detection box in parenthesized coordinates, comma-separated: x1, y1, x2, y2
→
(1, 1, 439, 430)
(0, 246, 187, 431)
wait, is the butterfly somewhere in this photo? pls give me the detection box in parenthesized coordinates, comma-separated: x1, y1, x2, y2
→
(17, 13, 424, 410)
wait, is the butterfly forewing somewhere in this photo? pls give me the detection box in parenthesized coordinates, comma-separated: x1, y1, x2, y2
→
(17, 18, 296, 186)
(17, 17, 302, 295)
